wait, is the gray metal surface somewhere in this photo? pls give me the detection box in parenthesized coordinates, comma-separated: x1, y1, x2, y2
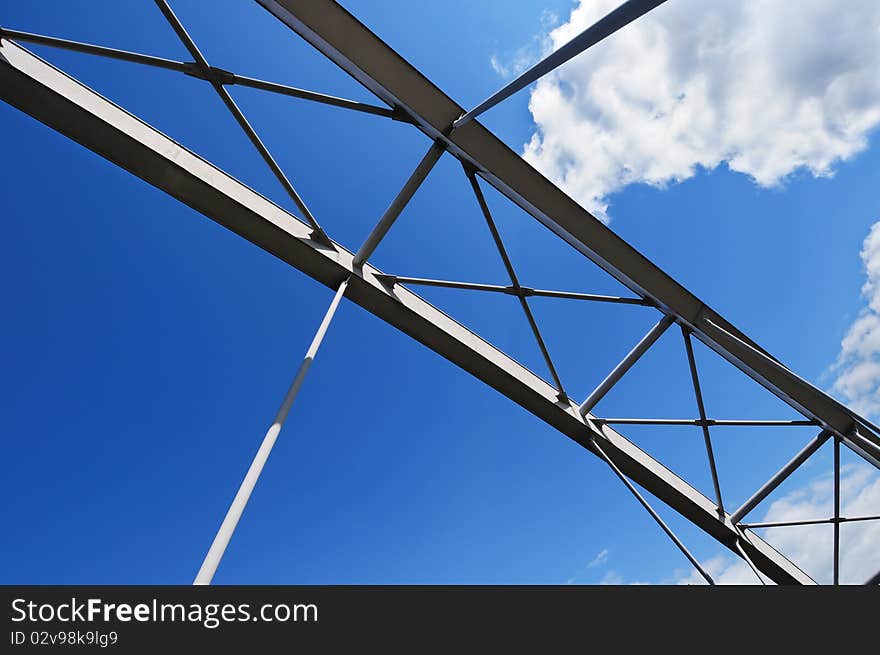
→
(254, 0, 880, 462)
(194, 277, 351, 585)
(3, 0, 877, 583)
(0, 37, 815, 583)
(578, 315, 674, 416)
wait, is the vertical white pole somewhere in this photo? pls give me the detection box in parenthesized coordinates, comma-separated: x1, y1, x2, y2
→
(193, 277, 350, 585)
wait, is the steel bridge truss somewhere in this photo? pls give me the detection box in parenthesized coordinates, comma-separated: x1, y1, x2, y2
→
(1, 0, 879, 585)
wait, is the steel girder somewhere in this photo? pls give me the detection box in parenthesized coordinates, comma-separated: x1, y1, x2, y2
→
(0, 37, 816, 583)
(254, 1, 880, 473)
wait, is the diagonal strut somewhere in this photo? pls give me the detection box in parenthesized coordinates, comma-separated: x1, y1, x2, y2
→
(153, 0, 332, 245)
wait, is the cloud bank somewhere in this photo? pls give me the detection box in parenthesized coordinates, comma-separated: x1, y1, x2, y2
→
(518, 0, 880, 221)
(831, 222, 880, 417)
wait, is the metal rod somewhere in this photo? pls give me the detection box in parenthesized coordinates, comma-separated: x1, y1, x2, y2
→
(729, 431, 831, 524)
(464, 168, 522, 288)
(214, 82, 329, 241)
(704, 317, 880, 447)
(682, 327, 724, 517)
(0, 33, 816, 584)
(594, 418, 819, 426)
(742, 517, 834, 529)
(230, 74, 408, 121)
(352, 140, 445, 267)
(193, 277, 350, 585)
(578, 314, 675, 416)
(733, 537, 766, 585)
(465, 168, 566, 399)
(517, 295, 568, 400)
(741, 514, 880, 529)
(453, 0, 669, 128)
(0, 28, 405, 121)
(379, 274, 647, 304)
(153, 0, 330, 243)
(154, 0, 210, 67)
(528, 288, 650, 304)
(591, 438, 715, 585)
(838, 514, 880, 524)
(844, 429, 880, 471)
(379, 276, 508, 293)
(0, 28, 190, 72)
(833, 436, 840, 585)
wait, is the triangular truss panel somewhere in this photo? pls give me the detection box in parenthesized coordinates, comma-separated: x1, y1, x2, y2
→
(1, 0, 878, 584)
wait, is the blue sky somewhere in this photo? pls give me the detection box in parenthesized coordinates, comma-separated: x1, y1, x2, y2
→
(2, 1, 879, 584)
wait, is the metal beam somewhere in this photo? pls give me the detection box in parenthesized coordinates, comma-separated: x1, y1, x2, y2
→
(682, 328, 724, 517)
(0, 37, 813, 584)
(833, 436, 841, 585)
(733, 535, 766, 585)
(254, 0, 880, 467)
(465, 167, 566, 400)
(594, 419, 819, 427)
(0, 27, 190, 72)
(454, 0, 669, 128)
(730, 431, 831, 524)
(578, 315, 674, 416)
(193, 277, 350, 585)
(154, 0, 332, 245)
(352, 140, 445, 267)
(0, 27, 409, 121)
(741, 515, 880, 529)
(377, 275, 648, 304)
(591, 437, 714, 585)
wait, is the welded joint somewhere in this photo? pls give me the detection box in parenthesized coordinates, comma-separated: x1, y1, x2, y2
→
(501, 285, 535, 297)
(373, 273, 398, 289)
(308, 226, 335, 249)
(182, 61, 236, 86)
(388, 106, 415, 124)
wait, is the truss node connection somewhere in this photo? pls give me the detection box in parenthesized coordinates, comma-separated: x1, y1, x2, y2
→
(0, 26, 410, 122)
(2, 0, 877, 584)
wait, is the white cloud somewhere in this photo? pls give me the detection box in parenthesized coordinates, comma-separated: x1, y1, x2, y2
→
(672, 554, 758, 586)
(587, 547, 609, 568)
(599, 570, 624, 585)
(599, 464, 879, 584)
(677, 464, 880, 585)
(831, 221, 880, 417)
(489, 10, 558, 80)
(518, 0, 880, 221)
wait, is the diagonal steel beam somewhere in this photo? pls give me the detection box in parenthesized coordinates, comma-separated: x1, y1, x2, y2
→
(741, 514, 880, 529)
(454, 0, 669, 128)
(194, 276, 350, 585)
(254, 0, 880, 467)
(154, 0, 332, 246)
(578, 315, 674, 416)
(833, 436, 841, 585)
(0, 37, 813, 584)
(352, 140, 445, 267)
(376, 275, 649, 304)
(591, 437, 714, 585)
(730, 431, 831, 524)
(682, 327, 725, 517)
(465, 167, 567, 400)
